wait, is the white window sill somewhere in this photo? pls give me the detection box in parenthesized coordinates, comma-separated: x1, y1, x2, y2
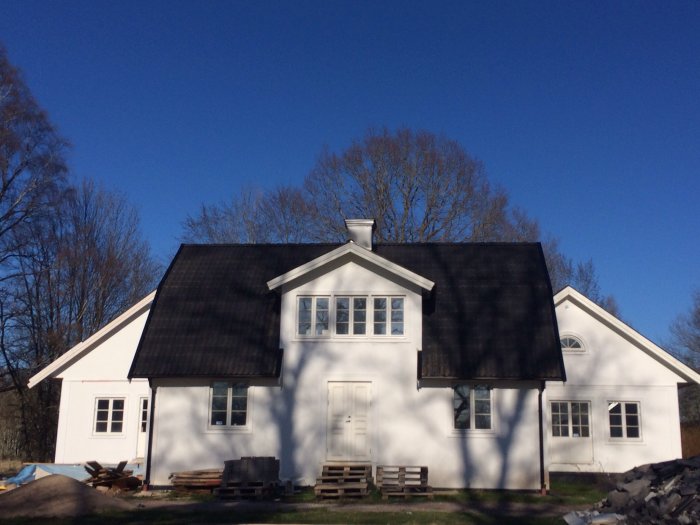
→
(205, 425, 252, 434)
(449, 428, 496, 438)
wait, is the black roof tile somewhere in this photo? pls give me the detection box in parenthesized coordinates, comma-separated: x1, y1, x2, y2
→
(128, 242, 564, 381)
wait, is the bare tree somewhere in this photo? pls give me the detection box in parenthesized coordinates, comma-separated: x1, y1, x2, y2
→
(0, 180, 159, 460)
(670, 290, 700, 369)
(183, 186, 314, 244)
(0, 46, 67, 261)
(184, 127, 615, 311)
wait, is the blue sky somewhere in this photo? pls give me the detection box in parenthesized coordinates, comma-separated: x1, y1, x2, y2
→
(2, 1, 698, 346)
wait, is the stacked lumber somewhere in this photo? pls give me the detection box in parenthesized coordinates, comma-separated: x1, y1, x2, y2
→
(314, 463, 372, 499)
(218, 457, 279, 500)
(169, 468, 223, 492)
(83, 461, 141, 491)
(377, 465, 433, 499)
(564, 456, 700, 525)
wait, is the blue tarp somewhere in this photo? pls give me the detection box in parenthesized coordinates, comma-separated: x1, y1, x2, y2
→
(5, 464, 35, 485)
(3, 463, 144, 485)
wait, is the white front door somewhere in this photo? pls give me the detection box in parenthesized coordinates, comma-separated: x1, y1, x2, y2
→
(326, 382, 371, 461)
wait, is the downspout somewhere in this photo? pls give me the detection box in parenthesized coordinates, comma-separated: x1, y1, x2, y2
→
(538, 381, 547, 494)
(144, 382, 157, 489)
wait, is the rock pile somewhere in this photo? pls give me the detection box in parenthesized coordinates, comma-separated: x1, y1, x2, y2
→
(564, 456, 700, 525)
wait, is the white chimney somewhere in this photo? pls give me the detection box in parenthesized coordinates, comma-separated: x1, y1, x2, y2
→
(345, 219, 376, 251)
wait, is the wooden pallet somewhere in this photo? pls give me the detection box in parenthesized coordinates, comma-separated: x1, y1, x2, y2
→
(314, 464, 373, 499)
(377, 466, 433, 499)
(314, 482, 370, 498)
(317, 464, 372, 483)
(218, 481, 276, 500)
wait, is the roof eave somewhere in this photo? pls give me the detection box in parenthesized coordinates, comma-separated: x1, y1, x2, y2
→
(266, 241, 435, 291)
(554, 286, 700, 384)
(27, 291, 156, 389)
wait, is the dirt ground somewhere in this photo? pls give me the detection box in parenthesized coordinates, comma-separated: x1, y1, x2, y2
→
(0, 475, 585, 520)
(0, 475, 135, 518)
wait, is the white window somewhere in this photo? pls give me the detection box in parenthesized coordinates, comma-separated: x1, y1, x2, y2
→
(297, 295, 404, 337)
(298, 296, 330, 336)
(335, 297, 367, 335)
(139, 398, 149, 433)
(560, 335, 584, 352)
(551, 401, 590, 437)
(453, 385, 492, 430)
(374, 297, 404, 335)
(94, 398, 125, 434)
(210, 382, 248, 427)
(608, 401, 641, 439)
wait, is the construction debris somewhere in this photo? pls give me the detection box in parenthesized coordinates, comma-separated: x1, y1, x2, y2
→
(564, 456, 700, 524)
(169, 468, 223, 492)
(84, 461, 141, 492)
(217, 456, 280, 500)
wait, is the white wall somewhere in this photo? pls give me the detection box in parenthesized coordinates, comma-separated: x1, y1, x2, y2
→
(149, 257, 543, 489)
(548, 299, 684, 473)
(54, 309, 150, 464)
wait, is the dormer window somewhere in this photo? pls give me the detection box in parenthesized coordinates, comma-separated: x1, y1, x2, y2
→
(560, 335, 584, 353)
(297, 295, 404, 337)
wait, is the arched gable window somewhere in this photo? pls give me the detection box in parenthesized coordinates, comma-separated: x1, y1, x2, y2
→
(560, 335, 585, 353)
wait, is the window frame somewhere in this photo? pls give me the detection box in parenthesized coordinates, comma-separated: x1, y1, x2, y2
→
(550, 400, 591, 438)
(296, 294, 406, 338)
(139, 397, 149, 433)
(207, 381, 251, 432)
(608, 401, 642, 440)
(452, 384, 494, 433)
(297, 296, 331, 337)
(560, 334, 585, 353)
(93, 397, 126, 435)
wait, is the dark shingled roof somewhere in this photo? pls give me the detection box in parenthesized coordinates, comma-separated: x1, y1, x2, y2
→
(128, 242, 565, 381)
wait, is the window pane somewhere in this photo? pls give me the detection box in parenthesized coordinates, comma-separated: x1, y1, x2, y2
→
(475, 400, 491, 414)
(391, 298, 403, 311)
(231, 397, 247, 410)
(454, 386, 470, 429)
(211, 396, 227, 411)
(111, 409, 124, 423)
(316, 297, 329, 310)
(353, 298, 366, 334)
(232, 384, 247, 396)
(111, 422, 123, 433)
(391, 323, 404, 335)
(625, 403, 638, 415)
(211, 411, 227, 425)
(97, 399, 109, 410)
(627, 427, 640, 438)
(610, 427, 623, 438)
(213, 382, 228, 396)
(316, 298, 329, 335)
(95, 422, 107, 432)
(298, 298, 312, 335)
(231, 412, 247, 426)
(96, 410, 109, 422)
(374, 298, 386, 310)
(475, 415, 491, 429)
(336, 297, 349, 333)
(113, 399, 124, 410)
(374, 310, 387, 322)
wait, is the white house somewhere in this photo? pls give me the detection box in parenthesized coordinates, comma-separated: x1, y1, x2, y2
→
(28, 292, 155, 465)
(547, 286, 700, 474)
(28, 220, 699, 490)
